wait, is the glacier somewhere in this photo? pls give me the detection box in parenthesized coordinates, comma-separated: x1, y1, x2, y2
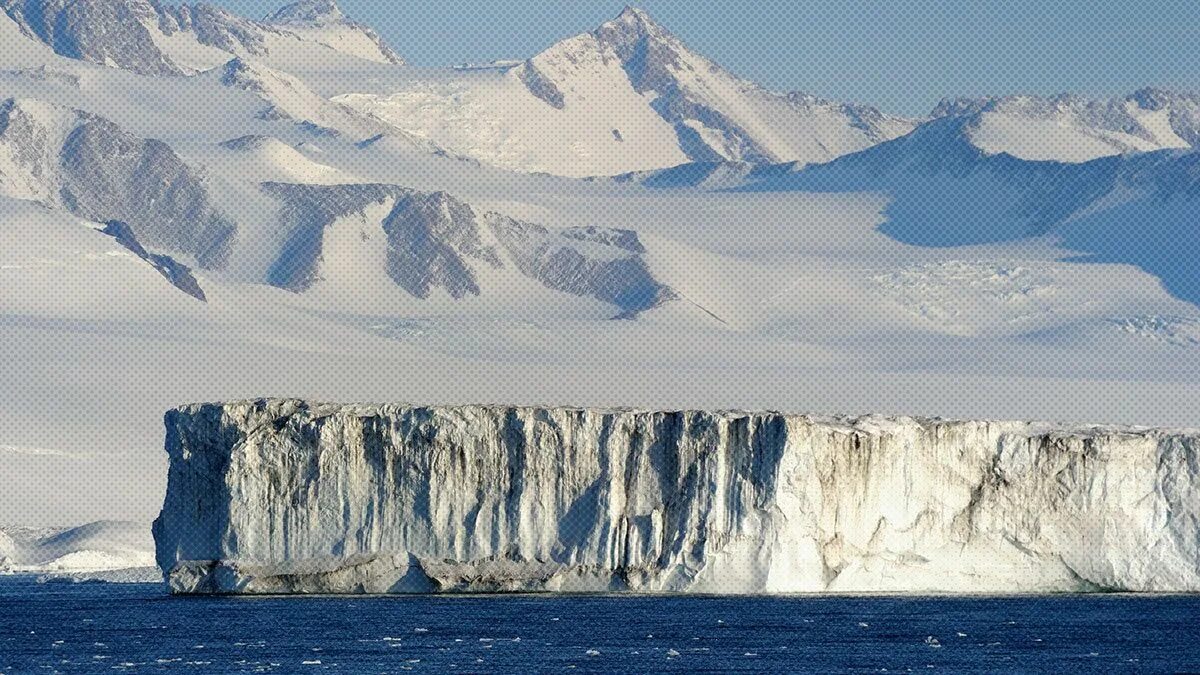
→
(154, 399, 1200, 595)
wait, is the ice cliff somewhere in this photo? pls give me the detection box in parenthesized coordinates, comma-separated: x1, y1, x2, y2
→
(153, 400, 1200, 594)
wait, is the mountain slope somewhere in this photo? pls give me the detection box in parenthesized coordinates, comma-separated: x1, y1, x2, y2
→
(930, 89, 1200, 163)
(0, 521, 154, 573)
(263, 0, 402, 66)
(0, 0, 402, 76)
(524, 7, 916, 164)
(0, 97, 236, 267)
(258, 182, 673, 315)
(335, 7, 916, 177)
(749, 115, 1200, 305)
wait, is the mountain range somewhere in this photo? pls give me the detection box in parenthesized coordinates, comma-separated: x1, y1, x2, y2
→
(2, 0, 1200, 525)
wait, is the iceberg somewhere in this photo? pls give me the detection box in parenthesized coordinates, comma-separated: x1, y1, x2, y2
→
(153, 400, 1200, 594)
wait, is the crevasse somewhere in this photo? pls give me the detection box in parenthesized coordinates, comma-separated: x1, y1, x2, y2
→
(153, 400, 1200, 594)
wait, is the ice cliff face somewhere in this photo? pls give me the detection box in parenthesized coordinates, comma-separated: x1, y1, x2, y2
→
(154, 400, 1200, 595)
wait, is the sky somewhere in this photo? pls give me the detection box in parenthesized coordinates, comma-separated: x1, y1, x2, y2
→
(117, 1, 1200, 116)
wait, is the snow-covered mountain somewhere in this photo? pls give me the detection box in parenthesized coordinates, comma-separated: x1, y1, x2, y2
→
(1, 0, 1200, 531)
(742, 114, 1200, 306)
(0, 0, 401, 76)
(929, 89, 1200, 162)
(257, 182, 673, 314)
(0, 94, 671, 313)
(335, 7, 917, 177)
(0, 521, 155, 578)
(0, 97, 236, 268)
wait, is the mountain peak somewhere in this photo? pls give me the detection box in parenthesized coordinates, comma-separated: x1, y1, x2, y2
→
(266, 0, 345, 25)
(1126, 87, 1200, 111)
(261, 0, 403, 64)
(599, 6, 670, 41)
(616, 6, 654, 25)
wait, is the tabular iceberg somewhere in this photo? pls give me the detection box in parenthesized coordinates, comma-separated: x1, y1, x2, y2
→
(153, 400, 1200, 595)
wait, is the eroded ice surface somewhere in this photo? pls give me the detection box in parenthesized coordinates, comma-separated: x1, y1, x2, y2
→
(154, 400, 1200, 595)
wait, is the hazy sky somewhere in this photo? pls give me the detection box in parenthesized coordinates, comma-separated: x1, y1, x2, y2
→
(210, 1, 1199, 116)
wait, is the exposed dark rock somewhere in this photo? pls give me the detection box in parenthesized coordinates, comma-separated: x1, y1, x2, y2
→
(488, 214, 674, 315)
(517, 62, 565, 110)
(382, 191, 500, 299)
(58, 115, 236, 269)
(102, 220, 207, 301)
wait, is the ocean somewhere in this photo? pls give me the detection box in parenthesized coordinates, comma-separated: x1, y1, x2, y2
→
(2, 578, 1199, 672)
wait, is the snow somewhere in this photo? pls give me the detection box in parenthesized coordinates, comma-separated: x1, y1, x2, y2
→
(942, 93, 1200, 163)
(1, 0, 401, 78)
(968, 112, 1140, 163)
(0, 521, 155, 579)
(0, 0, 1198, 534)
(213, 135, 351, 183)
(155, 400, 1200, 594)
(334, 66, 691, 177)
(331, 8, 916, 177)
(143, 25, 233, 74)
(264, 23, 398, 66)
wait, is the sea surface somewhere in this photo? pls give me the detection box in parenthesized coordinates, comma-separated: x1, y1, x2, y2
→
(2, 577, 1200, 673)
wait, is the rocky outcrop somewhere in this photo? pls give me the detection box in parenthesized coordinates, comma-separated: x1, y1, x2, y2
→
(154, 400, 1200, 595)
(488, 214, 674, 315)
(1, 0, 179, 75)
(260, 183, 501, 296)
(102, 221, 206, 301)
(0, 97, 236, 268)
(59, 115, 236, 268)
(260, 182, 672, 312)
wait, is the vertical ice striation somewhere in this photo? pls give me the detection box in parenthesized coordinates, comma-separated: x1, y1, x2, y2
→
(154, 400, 1200, 594)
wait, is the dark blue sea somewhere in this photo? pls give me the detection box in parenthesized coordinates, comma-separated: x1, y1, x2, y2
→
(3, 578, 1200, 673)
